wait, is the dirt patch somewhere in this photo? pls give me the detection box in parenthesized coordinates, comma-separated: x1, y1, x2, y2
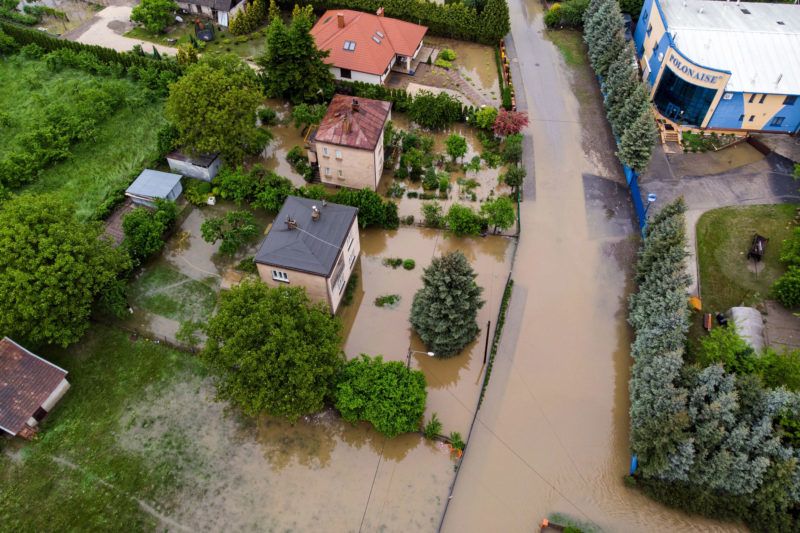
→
(119, 373, 454, 531)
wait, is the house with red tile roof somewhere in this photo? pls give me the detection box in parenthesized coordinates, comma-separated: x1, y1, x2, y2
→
(306, 94, 392, 191)
(0, 337, 69, 438)
(310, 8, 428, 85)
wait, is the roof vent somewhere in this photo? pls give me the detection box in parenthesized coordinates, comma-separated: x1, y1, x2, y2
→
(778, 21, 785, 25)
(776, 73, 783, 85)
(311, 205, 320, 221)
(740, 8, 751, 14)
(337, 12, 345, 28)
(698, 7, 703, 13)
(286, 215, 298, 230)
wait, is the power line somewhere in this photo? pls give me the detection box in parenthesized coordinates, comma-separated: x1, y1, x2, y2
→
(358, 438, 386, 533)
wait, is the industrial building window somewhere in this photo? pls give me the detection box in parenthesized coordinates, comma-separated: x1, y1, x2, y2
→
(652, 42, 658, 54)
(272, 270, 289, 282)
(748, 93, 756, 103)
(739, 114, 745, 122)
(646, 23, 652, 36)
(723, 92, 733, 100)
(771, 117, 785, 127)
(642, 9, 648, 19)
(749, 115, 755, 122)
(759, 94, 767, 104)
(785, 95, 797, 105)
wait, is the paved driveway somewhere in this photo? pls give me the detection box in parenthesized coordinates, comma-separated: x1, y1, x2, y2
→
(65, 5, 177, 56)
(640, 146, 800, 294)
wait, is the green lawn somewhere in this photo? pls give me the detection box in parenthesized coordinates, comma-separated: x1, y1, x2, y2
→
(545, 29, 587, 68)
(126, 24, 268, 60)
(696, 204, 799, 312)
(129, 264, 219, 322)
(0, 325, 203, 531)
(0, 57, 165, 219)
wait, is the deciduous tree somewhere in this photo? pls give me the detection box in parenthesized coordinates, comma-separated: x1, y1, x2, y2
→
(202, 281, 344, 421)
(200, 209, 258, 255)
(445, 133, 468, 162)
(480, 196, 516, 233)
(131, 0, 177, 33)
(0, 194, 130, 346)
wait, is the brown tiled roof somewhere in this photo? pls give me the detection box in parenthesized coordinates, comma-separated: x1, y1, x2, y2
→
(0, 338, 67, 435)
(314, 94, 391, 151)
(311, 9, 427, 76)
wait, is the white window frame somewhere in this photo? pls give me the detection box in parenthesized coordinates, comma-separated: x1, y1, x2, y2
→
(349, 252, 356, 266)
(335, 149, 343, 160)
(322, 146, 329, 157)
(272, 270, 289, 282)
(337, 169, 343, 178)
(346, 234, 353, 250)
(324, 167, 331, 176)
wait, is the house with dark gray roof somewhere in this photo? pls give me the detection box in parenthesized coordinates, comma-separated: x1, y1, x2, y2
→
(254, 196, 360, 313)
(0, 338, 70, 439)
(176, 0, 245, 27)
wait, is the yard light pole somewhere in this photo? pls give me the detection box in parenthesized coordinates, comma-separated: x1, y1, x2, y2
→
(407, 348, 435, 369)
(643, 193, 657, 218)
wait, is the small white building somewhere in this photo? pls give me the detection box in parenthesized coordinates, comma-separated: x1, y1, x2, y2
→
(0, 337, 70, 438)
(166, 150, 221, 182)
(126, 169, 183, 208)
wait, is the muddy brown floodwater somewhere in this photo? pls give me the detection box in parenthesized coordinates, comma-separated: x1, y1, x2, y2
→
(441, 0, 747, 531)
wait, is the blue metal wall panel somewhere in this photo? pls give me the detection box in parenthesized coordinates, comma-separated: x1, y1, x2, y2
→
(707, 92, 744, 129)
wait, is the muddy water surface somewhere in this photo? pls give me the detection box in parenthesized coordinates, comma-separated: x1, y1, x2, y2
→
(340, 228, 514, 435)
(441, 0, 748, 531)
(424, 36, 501, 100)
(121, 373, 454, 531)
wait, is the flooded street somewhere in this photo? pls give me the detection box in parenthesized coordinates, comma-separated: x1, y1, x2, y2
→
(441, 0, 746, 531)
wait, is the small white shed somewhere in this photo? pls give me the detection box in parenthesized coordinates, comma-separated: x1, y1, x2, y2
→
(126, 169, 183, 207)
(166, 151, 221, 182)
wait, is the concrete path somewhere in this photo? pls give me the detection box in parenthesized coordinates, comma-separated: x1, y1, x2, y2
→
(64, 5, 177, 56)
(640, 146, 800, 295)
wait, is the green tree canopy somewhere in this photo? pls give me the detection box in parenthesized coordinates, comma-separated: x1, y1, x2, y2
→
(257, 5, 335, 104)
(166, 54, 269, 164)
(0, 194, 130, 346)
(202, 281, 344, 421)
(445, 133, 468, 162)
(617, 108, 657, 171)
(410, 251, 485, 357)
(334, 354, 427, 438)
(131, 0, 178, 33)
(200, 209, 258, 255)
(480, 196, 516, 233)
(122, 199, 177, 265)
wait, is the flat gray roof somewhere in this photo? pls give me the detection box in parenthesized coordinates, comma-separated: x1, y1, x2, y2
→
(659, 0, 800, 94)
(126, 169, 182, 199)
(255, 196, 358, 277)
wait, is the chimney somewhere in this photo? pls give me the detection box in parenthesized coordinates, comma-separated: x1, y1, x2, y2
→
(311, 205, 320, 221)
(285, 215, 297, 230)
(352, 98, 360, 113)
(337, 12, 345, 28)
(376, 7, 384, 16)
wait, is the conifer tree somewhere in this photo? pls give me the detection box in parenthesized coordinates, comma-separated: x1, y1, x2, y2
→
(479, 0, 511, 43)
(618, 108, 657, 171)
(410, 251, 485, 358)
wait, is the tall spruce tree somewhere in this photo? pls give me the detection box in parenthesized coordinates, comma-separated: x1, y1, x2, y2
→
(618, 108, 657, 171)
(410, 251, 485, 358)
(257, 5, 334, 103)
(479, 0, 511, 43)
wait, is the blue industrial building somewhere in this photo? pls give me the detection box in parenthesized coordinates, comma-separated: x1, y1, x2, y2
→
(634, 0, 800, 134)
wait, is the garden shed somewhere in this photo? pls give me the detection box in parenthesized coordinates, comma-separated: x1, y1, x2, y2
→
(126, 169, 183, 207)
(166, 150, 221, 182)
(0, 337, 70, 438)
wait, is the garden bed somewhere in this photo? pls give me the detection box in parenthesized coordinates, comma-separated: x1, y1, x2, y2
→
(125, 20, 268, 59)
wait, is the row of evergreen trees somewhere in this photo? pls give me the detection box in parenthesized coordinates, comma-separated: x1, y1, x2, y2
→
(629, 199, 800, 530)
(229, 0, 269, 35)
(583, 0, 656, 172)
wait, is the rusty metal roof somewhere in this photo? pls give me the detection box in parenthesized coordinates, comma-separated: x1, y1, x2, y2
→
(0, 338, 68, 436)
(314, 94, 391, 151)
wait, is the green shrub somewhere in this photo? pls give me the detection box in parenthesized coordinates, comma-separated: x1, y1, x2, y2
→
(334, 355, 427, 438)
(374, 294, 400, 308)
(422, 167, 439, 190)
(773, 266, 800, 308)
(403, 215, 415, 225)
(423, 413, 442, 440)
(697, 326, 757, 375)
(422, 201, 444, 228)
(184, 179, 213, 206)
(544, 3, 562, 27)
(236, 256, 258, 273)
(214, 166, 262, 204)
(434, 58, 452, 69)
(122, 200, 177, 265)
(446, 203, 484, 236)
(200, 210, 259, 255)
(383, 257, 403, 268)
(403, 259, 416, 270)
(409, 90, 463, 130)
(449, 431, 465, 451)
(258, 106, 278, 125)
(560, 0, 589, 27)
(439, 48, 456, 61)
(330, 188, 399, 229)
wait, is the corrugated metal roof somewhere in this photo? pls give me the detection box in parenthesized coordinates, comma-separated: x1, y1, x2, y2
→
(660, 0, 800, 94)
(0, 338, 67, 435)
(254, 196, 358, 276)
(126, 169, 182, 199)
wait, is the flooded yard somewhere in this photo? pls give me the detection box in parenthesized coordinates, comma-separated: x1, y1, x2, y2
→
(121, 372, 455, 531)
(339, 228, 515, 435)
